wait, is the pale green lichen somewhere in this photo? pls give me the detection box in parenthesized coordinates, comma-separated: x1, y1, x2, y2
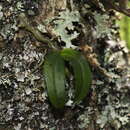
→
(97, 103, 129, 129)
(37, 24, 47, 33)
(0, 5, 3, 20)
(78, 114, 90, 129)
(16, 1, 24, 11)
(93, 12, 111, 38)
(52, 9, 80, 48)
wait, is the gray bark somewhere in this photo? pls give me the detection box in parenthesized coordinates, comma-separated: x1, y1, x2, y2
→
(0, 0, 130, 130)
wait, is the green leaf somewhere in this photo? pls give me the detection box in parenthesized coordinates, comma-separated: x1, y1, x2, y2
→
(43, 51, 66, 108)
(61, 49, 92, 104)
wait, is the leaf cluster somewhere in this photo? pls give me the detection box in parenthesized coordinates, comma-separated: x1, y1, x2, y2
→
(43, 49, 92, 108)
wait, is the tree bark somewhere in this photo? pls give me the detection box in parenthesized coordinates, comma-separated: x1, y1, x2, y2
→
(0, 0, 130, 130)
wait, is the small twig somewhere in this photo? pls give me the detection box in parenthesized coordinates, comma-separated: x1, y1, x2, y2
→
(0, 73, 14, 79)
(80, 44, 113, 79)
(18, 13, 57, 49)
(102, 0, 130, 17)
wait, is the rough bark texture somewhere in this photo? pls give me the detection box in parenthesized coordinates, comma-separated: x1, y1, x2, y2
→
(0, 0, 130, 130)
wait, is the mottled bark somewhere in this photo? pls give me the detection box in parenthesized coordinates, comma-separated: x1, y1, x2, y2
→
(0, 0, 130, 130)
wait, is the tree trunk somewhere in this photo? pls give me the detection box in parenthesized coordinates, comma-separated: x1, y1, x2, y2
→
(0, 0, 130, 130)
